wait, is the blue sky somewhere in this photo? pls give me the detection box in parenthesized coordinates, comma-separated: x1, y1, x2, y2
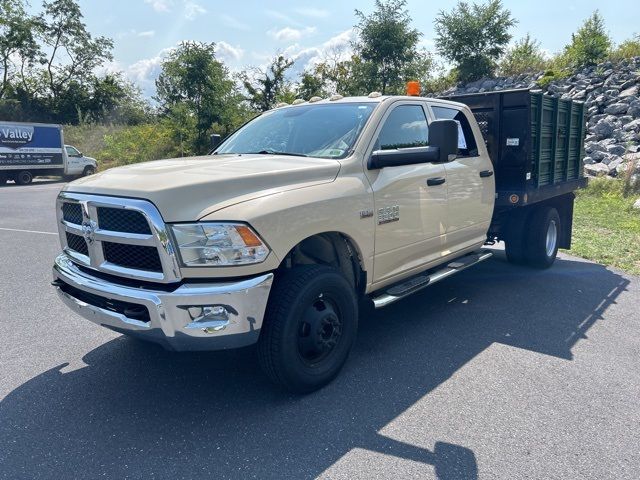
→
(31, 0, 640, 96)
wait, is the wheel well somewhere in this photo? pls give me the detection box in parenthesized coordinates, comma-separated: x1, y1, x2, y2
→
(493, 193, 575, 249)
(279, 233, 366, 296)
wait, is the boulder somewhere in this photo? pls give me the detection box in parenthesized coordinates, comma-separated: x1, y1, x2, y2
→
(627, 100, 640, 118)
(584, 162, 611, 176)
(624, 119, 640, 131)
(591, 119, 616, 138)
(633, 199, 640, 210)
(604, 103, 629, 115)
(606, 144, 627, 156)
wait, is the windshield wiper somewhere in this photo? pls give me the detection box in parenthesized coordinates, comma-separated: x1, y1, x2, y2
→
(248, 150, 308, 157)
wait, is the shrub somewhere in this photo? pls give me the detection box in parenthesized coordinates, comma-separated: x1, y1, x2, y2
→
(100, 122, 183, 168)
(562, 11, 611, 68)
(609, 35, 640, 62)
(499, 34, 547, 76)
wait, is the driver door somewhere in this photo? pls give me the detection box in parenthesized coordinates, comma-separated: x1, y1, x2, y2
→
(365, 103, 448, 285)
(65, 146, 83, 175)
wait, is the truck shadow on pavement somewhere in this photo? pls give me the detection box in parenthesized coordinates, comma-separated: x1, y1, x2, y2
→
(0, 253, 630, 479)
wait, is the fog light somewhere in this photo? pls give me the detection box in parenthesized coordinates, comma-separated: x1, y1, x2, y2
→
(184, 305, 230, 332)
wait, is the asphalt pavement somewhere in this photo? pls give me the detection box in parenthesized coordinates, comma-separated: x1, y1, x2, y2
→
(0, 180, 639, 479)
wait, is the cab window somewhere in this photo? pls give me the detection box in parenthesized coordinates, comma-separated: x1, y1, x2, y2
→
(66, 146, 80, 157)
(431, 106, 478, 157)
(376, 105, 429, 150)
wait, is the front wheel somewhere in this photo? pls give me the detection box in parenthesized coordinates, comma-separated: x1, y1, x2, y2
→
(83, 165, 96, 176)
(258, 265, 358, 393)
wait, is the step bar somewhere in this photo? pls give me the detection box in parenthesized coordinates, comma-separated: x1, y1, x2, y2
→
(371, 250, 493, 309)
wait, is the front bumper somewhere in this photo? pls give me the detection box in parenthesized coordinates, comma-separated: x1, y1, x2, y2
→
(52, 254, 274, 351)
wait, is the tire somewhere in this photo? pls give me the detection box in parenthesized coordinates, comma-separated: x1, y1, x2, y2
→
(15, 170, 33, 185)
(523, 206, 560, 269)
(0, 174, 6, 186)
(83, 165, 96, 176)
(258, 265, 358, 393)
(504, 210, 529, 264)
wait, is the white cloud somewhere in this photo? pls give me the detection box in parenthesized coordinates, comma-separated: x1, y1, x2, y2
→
(216, 41, 244, 61)
(183, 1, 206, 20)
(144, 0, 172, 12)
(138, 30, 156, 38)
(281, 29, 355, 79)
(295, 7, 329, 18)
(269, 26, 317, 42)
(125, 48, 174, 97)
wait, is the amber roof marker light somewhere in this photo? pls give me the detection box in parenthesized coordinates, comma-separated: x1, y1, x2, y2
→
(406, 81, 421, 96)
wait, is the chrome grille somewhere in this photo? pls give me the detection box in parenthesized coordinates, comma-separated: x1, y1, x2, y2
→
(66, 232, 89, 256)
(97, 207, 152, 235)
(103, 242, 162, 272)
(62, 203, 83, 225)
(56, 192, 181, 283)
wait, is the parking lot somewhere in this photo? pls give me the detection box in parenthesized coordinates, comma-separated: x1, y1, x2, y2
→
(0, 180, 639, 479)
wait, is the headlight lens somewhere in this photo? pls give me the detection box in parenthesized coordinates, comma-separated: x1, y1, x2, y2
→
(170, 223, 269, 266)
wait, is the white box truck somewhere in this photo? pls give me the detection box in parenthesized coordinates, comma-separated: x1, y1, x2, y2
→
(0, 121, 97, 185)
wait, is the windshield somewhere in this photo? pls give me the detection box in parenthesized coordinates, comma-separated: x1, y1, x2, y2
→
(215, 102, 377, 159)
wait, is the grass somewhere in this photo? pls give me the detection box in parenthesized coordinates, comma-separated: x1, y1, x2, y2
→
(566, 178, 640, 276)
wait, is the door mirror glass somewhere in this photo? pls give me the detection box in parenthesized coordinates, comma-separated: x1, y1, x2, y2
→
(210, 134, 222, 150)
(428, 119, 458, 162)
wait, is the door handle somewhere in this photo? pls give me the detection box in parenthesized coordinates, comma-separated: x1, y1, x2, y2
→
(479, 170, 494, 178)
(426, 177, 446, 186)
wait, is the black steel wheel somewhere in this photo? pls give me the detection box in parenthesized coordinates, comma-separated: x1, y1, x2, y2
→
(15, 170, 33, 185)
(258, 265, 358, 393)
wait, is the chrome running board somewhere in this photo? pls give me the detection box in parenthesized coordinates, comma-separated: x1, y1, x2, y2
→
(371, 250, 493, 309)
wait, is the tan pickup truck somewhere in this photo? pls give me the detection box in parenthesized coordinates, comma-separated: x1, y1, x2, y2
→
(52, 88, 586, 392)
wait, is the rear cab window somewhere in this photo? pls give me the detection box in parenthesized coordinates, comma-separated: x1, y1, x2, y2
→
(430, 105, 479, 157)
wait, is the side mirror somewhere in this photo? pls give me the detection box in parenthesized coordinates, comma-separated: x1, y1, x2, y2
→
(368, 146, 440, 169)
(210, 134, 222, 150)
(429, 119, 458, 162)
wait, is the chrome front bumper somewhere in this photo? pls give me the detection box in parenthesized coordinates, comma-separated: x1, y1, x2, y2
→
(52, 254, 274, 351)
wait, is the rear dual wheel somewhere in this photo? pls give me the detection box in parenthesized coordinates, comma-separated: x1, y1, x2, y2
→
(258, 265, 358, 393)
(505, 206, 560, 269)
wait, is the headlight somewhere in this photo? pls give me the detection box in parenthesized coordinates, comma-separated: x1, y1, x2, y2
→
(170, 223, 269, 266)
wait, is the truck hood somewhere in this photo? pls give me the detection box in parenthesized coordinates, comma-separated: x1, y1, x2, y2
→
(66, 154, 340, 222)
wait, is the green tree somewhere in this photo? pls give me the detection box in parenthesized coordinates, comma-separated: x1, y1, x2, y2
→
(313, 54, 363, 96)
(353, 0, 430, 94)
(0, 0, 41, 99)
(37, 0, 113, 101)
(499, 34, 547, 76)
(155, 41, 238, 152)
(297, 71, 327, 100)
(434, 0, 516, 82)
(243, 55, 294, 111)
(562, 11, 611, 68)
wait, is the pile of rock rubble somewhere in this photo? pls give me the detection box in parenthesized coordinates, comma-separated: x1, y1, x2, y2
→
(440, 57, 640, 184)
